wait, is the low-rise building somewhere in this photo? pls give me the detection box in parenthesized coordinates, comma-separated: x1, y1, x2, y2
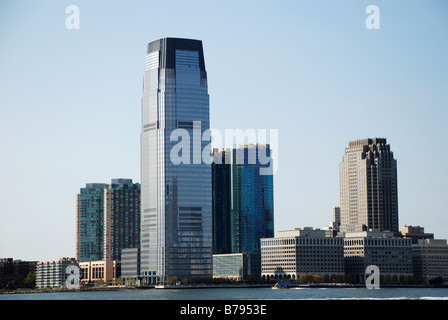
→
(343, 231, 413, 283)
(399, 225, 434, 244)
(36, 258, 78, 289)
(0, 258, 37, 289)
(213, 253, 249, 280)
(261, 227, 345, 281)
(412, 238, 448, 284)
(79, 260, 120, 285)
(121, 247, 140, 285)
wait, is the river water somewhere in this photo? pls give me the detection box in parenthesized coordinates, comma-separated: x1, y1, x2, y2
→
(1, 287, 448, 300)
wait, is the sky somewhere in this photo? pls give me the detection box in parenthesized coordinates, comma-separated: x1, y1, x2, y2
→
(0, 0, 447, 261)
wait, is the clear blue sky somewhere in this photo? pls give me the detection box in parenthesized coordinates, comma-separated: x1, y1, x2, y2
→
(0, 0, 447, 261)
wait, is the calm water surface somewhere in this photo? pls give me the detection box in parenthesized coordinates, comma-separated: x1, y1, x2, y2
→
(1, 287, 448, 300)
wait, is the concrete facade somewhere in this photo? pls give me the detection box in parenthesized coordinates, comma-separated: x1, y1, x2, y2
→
(261, 228, 344, 280)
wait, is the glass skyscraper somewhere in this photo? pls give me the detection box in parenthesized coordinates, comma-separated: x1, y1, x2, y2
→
(231, 145, 274, 277)
(212, 149, 232, 254)
(140, 38, 212, 284)
(212, 145, 274, 277)
(76, 183, 108, 262)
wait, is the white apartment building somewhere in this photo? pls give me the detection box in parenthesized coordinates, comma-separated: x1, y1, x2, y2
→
(35, 258, 78, 289)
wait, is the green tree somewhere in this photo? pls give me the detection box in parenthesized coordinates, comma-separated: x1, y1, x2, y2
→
(23, 271, 36, 288)
(95, 279, 105, 286)
(429, 276, 443, 286)
(5, 280, 17, 290)
(167, 276, 178, 285)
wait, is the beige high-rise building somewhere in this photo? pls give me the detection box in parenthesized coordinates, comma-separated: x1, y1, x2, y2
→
(339, 138, 399, 234)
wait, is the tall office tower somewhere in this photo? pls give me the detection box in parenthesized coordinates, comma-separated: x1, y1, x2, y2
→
(103, 179, 141, 261)
(140, 38, 212, 284)
(339, 138, 399, 234)
(77, 183, 108, 262)
(230, 144, 274, 277)
(76, 179, 141, 263)
(212, 149, 232, 254)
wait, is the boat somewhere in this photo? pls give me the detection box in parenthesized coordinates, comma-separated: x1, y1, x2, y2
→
(272, 282, 289, 289)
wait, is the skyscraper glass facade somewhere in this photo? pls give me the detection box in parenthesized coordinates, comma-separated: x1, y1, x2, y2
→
(212, 145, 274, 277)
(141, 38, 212, 283)
(231, 145, 274, 276)
(212, 149, 232, 254)
(77, 183, 108, 262)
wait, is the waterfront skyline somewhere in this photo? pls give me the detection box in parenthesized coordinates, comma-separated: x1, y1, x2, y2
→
(1, 0, 447, 261)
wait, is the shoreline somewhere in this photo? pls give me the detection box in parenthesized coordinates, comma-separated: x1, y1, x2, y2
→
(2, 283, 447, 295)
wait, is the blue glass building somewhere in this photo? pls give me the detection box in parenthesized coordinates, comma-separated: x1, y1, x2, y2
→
(76, 183, 108, 262)
(212, 145, 274, 277)
(212, 149, 232, 254)
(140, 38, 212, 284)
